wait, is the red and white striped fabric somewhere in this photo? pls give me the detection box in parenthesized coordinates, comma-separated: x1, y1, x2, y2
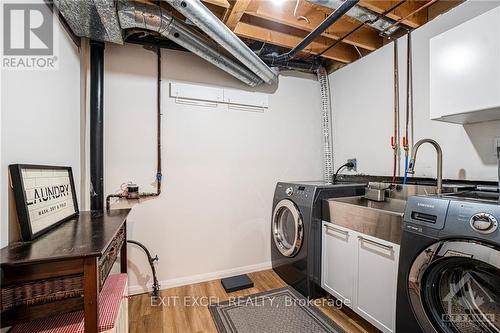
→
(11, 273, 128, 333)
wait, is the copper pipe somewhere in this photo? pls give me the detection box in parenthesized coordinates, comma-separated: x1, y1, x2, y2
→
(155, 47, 162, 196)
(106, 47, 163, 211)
(106, 193, 127, 210)
(392, 39, 400, 184)
(383, 0, 439, 34)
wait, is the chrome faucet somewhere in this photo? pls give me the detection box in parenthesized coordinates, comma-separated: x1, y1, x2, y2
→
(407, 139, 443, 195)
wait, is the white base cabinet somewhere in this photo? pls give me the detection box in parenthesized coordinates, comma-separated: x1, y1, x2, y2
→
(321, 223, 356, 308)
(322, 221, 400, 333)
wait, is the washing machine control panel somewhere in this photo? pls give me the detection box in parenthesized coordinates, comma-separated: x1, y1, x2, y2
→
(470, 213, 498, 234)
(281, 184, 312, 202)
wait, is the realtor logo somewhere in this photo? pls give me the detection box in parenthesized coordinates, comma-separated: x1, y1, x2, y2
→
(2, 2, 58, 70)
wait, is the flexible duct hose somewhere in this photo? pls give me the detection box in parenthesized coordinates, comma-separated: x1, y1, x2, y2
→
(317, 67, 334, 184)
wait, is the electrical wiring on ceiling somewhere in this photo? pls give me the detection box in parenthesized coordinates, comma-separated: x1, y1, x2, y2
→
(294, 0, 310, 23)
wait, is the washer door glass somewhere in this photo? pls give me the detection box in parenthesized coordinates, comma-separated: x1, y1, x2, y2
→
(272, 199, 303, 258)
(409, 240, 500, 333)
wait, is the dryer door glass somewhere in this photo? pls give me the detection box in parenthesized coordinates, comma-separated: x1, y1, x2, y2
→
(409, 240, 500, 333)
(272, 199, 304, 258)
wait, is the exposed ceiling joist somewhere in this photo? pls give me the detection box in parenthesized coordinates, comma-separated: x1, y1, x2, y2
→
(202, 0, 230, 9)
(246, 1, 383, 51)
(161, 0, 463, 68)
(358, 0, 428, 28)
(225, 0, 252, 30)
(235, 16, 359, 63)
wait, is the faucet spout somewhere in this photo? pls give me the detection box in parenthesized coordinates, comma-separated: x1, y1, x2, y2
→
(409, 139, 443, 194)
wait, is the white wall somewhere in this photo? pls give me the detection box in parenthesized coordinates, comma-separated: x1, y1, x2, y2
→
(105, 44, 324, 293)
(330, 0, 500, 181)
(0, 14, 81, 247)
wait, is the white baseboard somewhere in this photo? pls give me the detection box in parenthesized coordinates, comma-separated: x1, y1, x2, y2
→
(128, 261, 273, 296)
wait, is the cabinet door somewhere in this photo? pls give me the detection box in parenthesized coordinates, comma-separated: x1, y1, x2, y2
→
(430, 7, 500, 123)
(354, 235, 400, 333)
(321, 222, 355, 307)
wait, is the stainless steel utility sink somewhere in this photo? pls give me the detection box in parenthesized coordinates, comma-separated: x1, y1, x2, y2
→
(333, 196, 407, 215)
(322, 196, 406, 244)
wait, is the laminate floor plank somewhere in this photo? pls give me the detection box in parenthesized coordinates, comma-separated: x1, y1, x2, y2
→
(129, 269, 380, 333)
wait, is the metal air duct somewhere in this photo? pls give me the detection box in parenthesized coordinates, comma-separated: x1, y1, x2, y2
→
(54, 0, 124, 44)
(164, 0, 278, 85)
(117, 1, 262, 87)
(307, 0, 399, 35)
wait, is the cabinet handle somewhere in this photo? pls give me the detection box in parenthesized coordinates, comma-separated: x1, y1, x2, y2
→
(358, 236, 393, 251)
(325, 225, 349, 236)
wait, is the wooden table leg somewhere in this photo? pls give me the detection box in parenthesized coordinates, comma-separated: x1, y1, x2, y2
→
(120, 222, 127, 274)
(83, 257, 99, 333)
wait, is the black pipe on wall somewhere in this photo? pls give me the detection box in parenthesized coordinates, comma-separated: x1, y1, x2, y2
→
(90, 40, 105, 211)
(274, 0, 358, 62)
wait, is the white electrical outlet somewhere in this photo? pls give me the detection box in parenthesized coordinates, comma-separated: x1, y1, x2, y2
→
(347, 158, 357, 172)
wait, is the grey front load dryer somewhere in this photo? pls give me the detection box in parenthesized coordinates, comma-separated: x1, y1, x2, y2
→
(271, 181, 365, 299)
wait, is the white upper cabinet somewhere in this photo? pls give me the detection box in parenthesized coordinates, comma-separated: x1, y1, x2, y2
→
(430, 7, 500, 124)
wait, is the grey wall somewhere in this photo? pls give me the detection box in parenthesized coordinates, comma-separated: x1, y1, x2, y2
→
(330, 0, 500, 181)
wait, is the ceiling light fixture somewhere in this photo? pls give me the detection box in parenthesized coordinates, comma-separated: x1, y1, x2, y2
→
(272, 0, 288, 6)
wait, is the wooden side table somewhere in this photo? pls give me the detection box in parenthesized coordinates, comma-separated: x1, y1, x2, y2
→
(1, 209, 130, 333)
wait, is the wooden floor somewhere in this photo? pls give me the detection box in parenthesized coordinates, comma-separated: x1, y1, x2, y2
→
(128, 269, 380, 333)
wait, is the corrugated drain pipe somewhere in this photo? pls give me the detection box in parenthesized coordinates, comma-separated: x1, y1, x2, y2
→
(317, 67, 334, 184)
(117, 1, 263, 87)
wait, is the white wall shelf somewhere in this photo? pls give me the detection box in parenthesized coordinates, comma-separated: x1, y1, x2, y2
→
(169, 82, 268, 111)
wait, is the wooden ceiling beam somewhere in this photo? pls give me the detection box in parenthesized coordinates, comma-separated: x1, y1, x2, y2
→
(428, 0, 464, 20)
(225, 0, 252, 30)
(246, 1, 383, 51)
(234, 16, 359, 63)
(357, 0, 429, 28)
(202, 0, 230, 9)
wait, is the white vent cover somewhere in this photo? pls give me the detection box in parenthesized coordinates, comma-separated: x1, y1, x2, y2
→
(170, 82, 269, 111)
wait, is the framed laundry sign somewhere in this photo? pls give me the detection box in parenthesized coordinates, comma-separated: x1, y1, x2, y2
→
(9, 164, 79, 241)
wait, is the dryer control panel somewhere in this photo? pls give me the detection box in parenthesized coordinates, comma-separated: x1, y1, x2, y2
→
(276, 183, 314, 205)
(443, 199, 500, 239)
(469, 212, 498, 234)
